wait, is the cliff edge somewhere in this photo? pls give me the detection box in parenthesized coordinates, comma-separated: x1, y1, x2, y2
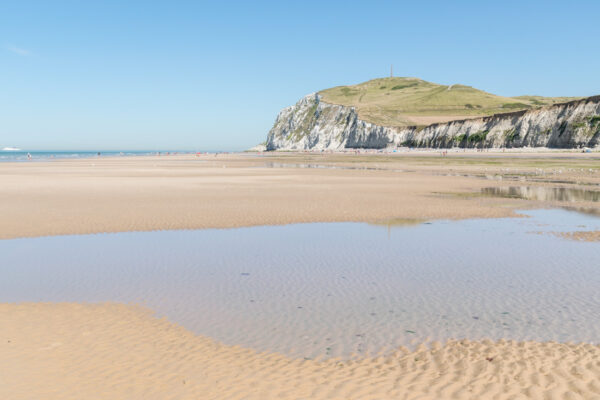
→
(264, 80, 600, 150)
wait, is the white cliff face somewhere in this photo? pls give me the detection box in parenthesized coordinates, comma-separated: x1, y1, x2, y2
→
(265, 94, 600, 150)
(265, 93, 398, 151)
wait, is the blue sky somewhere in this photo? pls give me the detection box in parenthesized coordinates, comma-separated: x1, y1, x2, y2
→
(1, 1, 599, 151)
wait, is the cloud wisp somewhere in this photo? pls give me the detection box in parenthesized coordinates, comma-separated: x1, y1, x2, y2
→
(5, 44, 32, 56)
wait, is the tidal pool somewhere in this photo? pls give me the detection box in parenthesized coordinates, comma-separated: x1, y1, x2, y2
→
(482, 186, 600, 202)
(2, 209, 600, 358)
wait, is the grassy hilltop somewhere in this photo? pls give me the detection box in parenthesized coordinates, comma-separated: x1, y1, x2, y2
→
(319, 77, 579, 127)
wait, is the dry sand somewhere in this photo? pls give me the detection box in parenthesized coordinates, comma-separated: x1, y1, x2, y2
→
(2, 303, 600, 400)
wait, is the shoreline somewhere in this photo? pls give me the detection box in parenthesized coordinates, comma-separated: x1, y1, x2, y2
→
(1, 146, 599, 163)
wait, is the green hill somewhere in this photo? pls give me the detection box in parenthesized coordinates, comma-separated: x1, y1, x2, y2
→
(318, 77, 579, 127)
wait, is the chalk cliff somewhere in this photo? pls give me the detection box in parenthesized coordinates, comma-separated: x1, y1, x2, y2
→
(265, 94, 600, 150)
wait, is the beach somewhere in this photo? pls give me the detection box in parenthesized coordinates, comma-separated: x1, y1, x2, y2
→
(6, 1, 600, 397)
(2, 151, 599, 240)
(3, 303, 600, 399)
(2, 151, 600, 399)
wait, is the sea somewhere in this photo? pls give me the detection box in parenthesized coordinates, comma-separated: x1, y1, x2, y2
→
(0, 150, 200, 162)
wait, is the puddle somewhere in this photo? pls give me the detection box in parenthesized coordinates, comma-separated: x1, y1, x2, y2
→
(482, 186, 600, 202)
(1, 209, 600, 359)
(436, 171, 600, 186)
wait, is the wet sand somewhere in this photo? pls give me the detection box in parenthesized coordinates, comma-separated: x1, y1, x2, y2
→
(2, 303, 600, 400)
(555, 230, 600, 242)
(1, 151, 599, 239)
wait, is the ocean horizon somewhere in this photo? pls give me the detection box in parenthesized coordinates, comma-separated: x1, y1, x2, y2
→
(0, 149, 234, 162)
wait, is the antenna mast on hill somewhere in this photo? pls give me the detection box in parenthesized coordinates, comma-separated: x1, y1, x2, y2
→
(390, 64, 393, 78)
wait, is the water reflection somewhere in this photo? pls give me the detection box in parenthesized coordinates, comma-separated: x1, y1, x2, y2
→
(482, 186, 600, 202)
(262, 162, 407, 172)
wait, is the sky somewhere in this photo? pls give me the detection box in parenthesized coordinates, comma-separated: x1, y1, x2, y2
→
(1, 0, 599, 151)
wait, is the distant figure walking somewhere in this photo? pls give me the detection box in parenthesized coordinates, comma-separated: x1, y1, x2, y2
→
(27, 152, 32, 161)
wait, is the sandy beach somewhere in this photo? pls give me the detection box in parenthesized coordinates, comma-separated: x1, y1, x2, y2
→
(5, 2, 600, 398)
(2, 151, 600, 399)
(1, 151, 599, 239)
(2, 302, 600, 400)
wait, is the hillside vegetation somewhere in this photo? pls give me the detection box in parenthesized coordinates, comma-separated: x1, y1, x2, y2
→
(319, 77, 580, 127)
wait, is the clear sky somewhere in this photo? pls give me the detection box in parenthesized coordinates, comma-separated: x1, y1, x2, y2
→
(1, 1, 599, 151)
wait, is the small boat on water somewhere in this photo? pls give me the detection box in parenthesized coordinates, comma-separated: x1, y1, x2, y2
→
(1, 147, 21, 151)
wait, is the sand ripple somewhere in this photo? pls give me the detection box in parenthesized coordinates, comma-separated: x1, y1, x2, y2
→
(2, 303, 600, 400)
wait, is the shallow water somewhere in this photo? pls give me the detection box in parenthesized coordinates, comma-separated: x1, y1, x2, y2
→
(482, 186, 600, 202)
(262, 161, 408, 172)
(0, 150, 160, 162)
(2, 209, 600, 359)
